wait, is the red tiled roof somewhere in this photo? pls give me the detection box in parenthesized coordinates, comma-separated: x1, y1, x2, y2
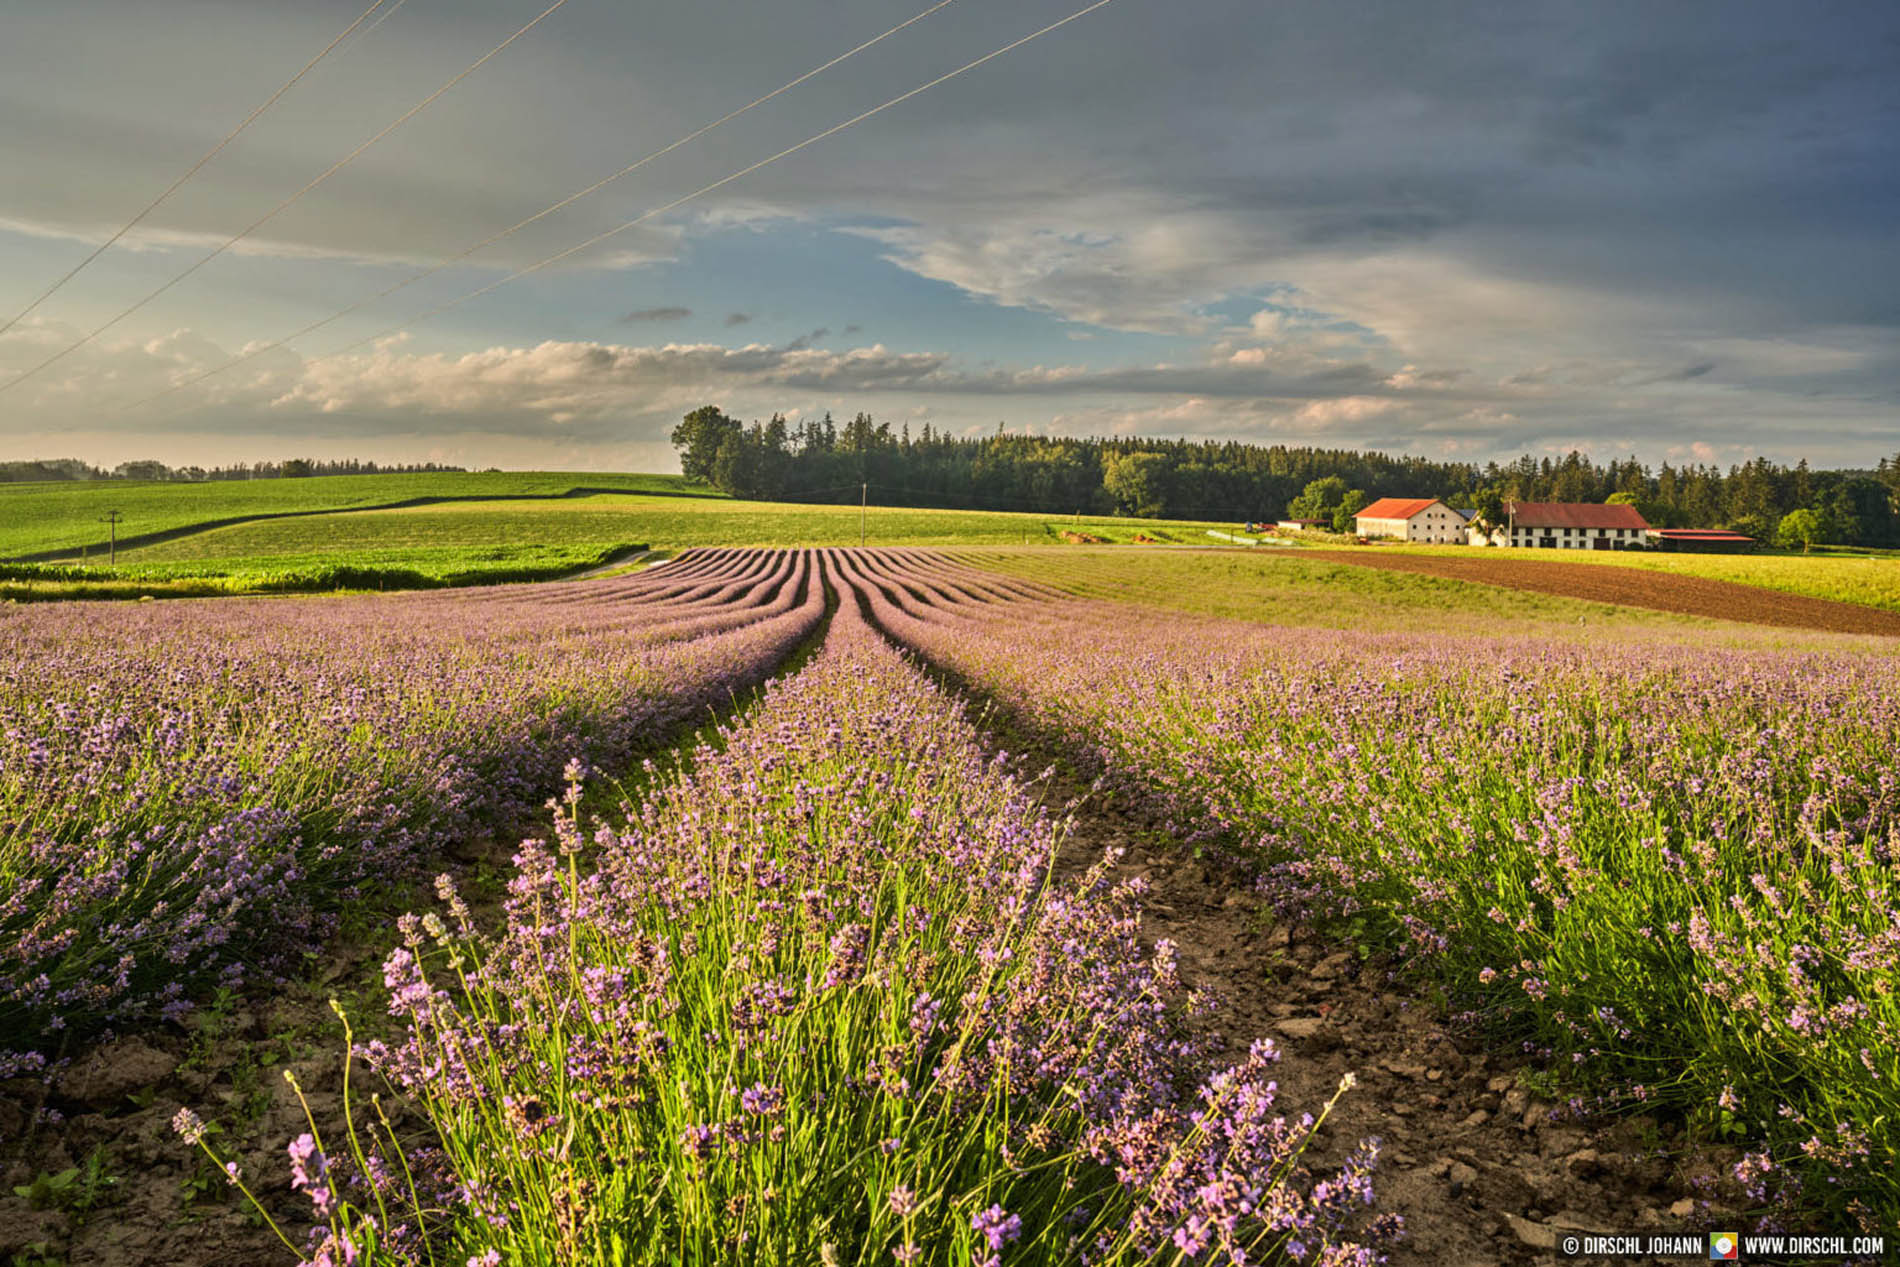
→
(1355, 497, 1443, 521)
(1505, 501, 1649, 530)
(1650, 528, 1755, 541)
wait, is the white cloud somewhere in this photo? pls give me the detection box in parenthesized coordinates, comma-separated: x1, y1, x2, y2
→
(1291, 395, 1401, 425)
(0, 213, 446, 269)
(842, 194, 1292, 336)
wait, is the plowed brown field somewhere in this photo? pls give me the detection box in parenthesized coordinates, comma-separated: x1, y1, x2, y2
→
(1302, 549, 1900, 636)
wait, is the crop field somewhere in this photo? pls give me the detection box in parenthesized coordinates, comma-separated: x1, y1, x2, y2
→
(968, 546, 1900, 643)
(959, 546, 1726, 637)
(0, 550, 824, 1052)
(0, 542, 644, 602)
(860, 552, 1899, 1230)
(117, 494, 1227, 556)
(3, 547, 1895, 1263)
(0, 471, 709, 561)
(2, 479, 1231, 599)
(1371, 540, 1900, 617)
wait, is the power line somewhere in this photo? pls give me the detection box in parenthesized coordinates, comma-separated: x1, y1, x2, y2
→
(353, 0, 414, 45)
(0, 0, 393, 344)
(0, 0, 573, 399)
(124, 0, 961, 412)
(325, 0, 1118, 358)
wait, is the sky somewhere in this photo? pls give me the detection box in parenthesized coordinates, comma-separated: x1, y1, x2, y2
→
(0, 0, 1895, 474)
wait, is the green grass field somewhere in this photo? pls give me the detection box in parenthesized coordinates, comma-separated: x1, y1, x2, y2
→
(2, 479, 1233, 598)
(964, 546, 1720, 635)
(1369, 540, 1900, 613)
(0, 543, 644, 602)
(0, 471, 710, 560)
(963, 545, 1900, 652)
(119, 494, 1227, 559)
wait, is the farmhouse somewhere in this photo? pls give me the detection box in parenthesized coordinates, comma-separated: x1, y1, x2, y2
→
(1469, 501, 1649, 549)
(1352, 497, 1467, 544)
(1275, 517, 1330, 532)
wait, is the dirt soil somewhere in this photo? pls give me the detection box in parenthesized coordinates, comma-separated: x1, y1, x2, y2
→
(1034, 767, 1748, 1267)
(1298, 549, 1900, 637)
(0, 963, 362, 1265)
(0, 827, 516, 1267)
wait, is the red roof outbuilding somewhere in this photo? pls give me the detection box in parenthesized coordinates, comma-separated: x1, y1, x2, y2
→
(1355, 497, 1443, 521)
(1505, 501, 1649, 530)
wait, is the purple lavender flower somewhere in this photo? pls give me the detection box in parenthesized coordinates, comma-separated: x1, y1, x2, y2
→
(972, 1204, 1023, 1251)
(170, 1107, 207, 1146)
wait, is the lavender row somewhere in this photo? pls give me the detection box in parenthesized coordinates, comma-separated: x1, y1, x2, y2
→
(0, 549, 823, 1068)
(852, 549, 1900, 1229)
(224, 553, 1392, 1266)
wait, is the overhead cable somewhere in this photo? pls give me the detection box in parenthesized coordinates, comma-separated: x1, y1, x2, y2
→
(328, 0, 1119, 359)
(0, 0, 573, 397)
(127, 0, 961, 410)
(0, 0, 394, 342)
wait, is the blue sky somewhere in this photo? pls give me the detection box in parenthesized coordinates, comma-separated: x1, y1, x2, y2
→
(0, 0, 1895, 472)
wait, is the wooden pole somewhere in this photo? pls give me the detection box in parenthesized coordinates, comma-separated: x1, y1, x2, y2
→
(860, 482, 867, 547)
(100, 509, 123, 565)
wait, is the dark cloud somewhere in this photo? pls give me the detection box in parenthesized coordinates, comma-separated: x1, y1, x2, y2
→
(723, 312, 752, 327)
(784, 327, 830, 352)
(620, 306, 691, 323)
(1295, 206, 1464, 247)
(843, 324, 861, 335)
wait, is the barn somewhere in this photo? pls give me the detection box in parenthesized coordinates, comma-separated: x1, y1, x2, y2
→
(1352, 497, 1467, 544)
(1469, 501, 1650, 549)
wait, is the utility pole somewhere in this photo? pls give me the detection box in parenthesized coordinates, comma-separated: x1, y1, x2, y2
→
(860, 482, 867, 547)
(100, 509, 123, 565)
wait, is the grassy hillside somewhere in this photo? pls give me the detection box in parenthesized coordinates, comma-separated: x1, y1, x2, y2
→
(0, 472, 712, 560)
(121, 494, 1227, 559)
(1, 486, 1231, 598)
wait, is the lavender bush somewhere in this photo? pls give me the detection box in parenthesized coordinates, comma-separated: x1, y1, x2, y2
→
(0, 549, 823, 1068)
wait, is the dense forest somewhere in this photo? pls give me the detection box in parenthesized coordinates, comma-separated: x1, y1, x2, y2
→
(673, 405, 1900, 546)
(0, 457, 463, 484)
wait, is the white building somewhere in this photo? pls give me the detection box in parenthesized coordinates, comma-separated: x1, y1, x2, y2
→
(1468, 501, 1649, 549)
(1352, 497, 1467, 544)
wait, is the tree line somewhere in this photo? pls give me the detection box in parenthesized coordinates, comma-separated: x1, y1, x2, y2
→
(672, 405, 1900, 546)
(0, 457, 465, 484)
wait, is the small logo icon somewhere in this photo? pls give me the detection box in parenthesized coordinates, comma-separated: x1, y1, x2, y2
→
(1709, 1232, 1740, 1260)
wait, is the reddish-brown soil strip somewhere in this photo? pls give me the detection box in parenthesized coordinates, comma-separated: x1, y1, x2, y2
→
(1297, 549, 1900, 637)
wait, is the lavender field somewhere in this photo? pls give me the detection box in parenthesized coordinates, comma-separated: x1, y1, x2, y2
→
(856, 549, 1899, 1231)
(6, 548, 1896, 1262)
(1, 549, 822, 1063)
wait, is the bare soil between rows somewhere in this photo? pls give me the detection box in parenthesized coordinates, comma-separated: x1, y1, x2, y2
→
(1297, 549, 1900, 636)
(1006, 747, 1740, 1267)
(882, 611, 1751, 1264)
